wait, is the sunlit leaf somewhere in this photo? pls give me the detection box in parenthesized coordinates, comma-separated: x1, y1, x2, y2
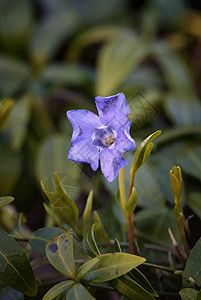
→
(111, 275, 155, 300)
(76, 253, 145, 283)
(41, 173, 79, 230)
(0, 98, 14, 131)
(0, 196, 14, 209)
(42, 280, 74, 300)
(46, 229, 75, 278)
(82, 191, 93, 236)
(179, 288, 200, 300)
(66, 283, 95, 300)
(82, 223, 101, 257)
(0, 230, 37, 296)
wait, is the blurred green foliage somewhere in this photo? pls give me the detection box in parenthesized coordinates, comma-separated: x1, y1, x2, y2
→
(0, 0, 200, 272)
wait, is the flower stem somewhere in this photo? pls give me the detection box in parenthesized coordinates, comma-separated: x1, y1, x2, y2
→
(128, 172, 137, 255)
(118, 166, 127, 217)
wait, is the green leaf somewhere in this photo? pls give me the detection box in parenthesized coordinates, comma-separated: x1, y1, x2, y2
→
(46, 229, 75, 278)
(96, 36, 150, 95)
(82, 223, 101, 257)
(42, 280, 74, 300)
(0, 196, 14, 209)
(31, 10, 80, 64)
(93, 211, 110, 242)
(82, 191, 93, 236)
(30, 227, 65, 255)
(130, 130, 161, 176)
(125, 187, 138, 214)
(2, 95, 32, 151)
(0, 230, 37, 296)
(186, 192, 201, 219)
(129, 268, 158, 297)
(183, 237, 201, 288)
(111, 275, 156, 300)
(0, 287, 24, 300)
(41, 173, 79, 231)
(66, 283, 95, 300)
(0, 99, 14, 131)
(43, 203, 64, 229)
(179, 288, 200, 300)
(76, 253, 146, 283)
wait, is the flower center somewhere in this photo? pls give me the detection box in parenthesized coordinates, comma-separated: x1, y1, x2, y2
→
(92, 126, 116, 148)
(103, 134, 115, 146)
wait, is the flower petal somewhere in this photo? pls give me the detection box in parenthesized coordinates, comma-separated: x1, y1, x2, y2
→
(68, 138, 100, 171)
(100, 148, 127, 182)
(67, 110, 102, 142)
(114, 121, 135, 153)
(95, 93, 129, 130)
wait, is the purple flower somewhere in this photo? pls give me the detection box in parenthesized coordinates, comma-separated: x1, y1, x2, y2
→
(67, 93, 135, 182)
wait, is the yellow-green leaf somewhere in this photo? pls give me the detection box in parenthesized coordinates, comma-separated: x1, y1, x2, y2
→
(66, 283, 95, 300)
(125, 187, 138, 214)
(0, 196, 14, 209)
(82, 190, 93, 236)
(46, 230, 75, 279)
(0, 99, 14, 131)
(76, 253, 146, 283)
(82, 223, 101, 257)
(43, 280, 74, 300)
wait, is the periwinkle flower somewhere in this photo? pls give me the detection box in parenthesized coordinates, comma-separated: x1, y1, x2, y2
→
(67, 93, 135, 182)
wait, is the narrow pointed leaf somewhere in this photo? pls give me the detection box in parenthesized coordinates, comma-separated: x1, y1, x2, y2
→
(93, 211, 110, 242)
(46, 229, 75, 278)
(0, 230, 37, 296)
(82, 190, 93, 236)
(0, 98, 14, 131)
(42, 280, 74, 300)
(111, 275, 155, 300)
(41, 173, 79, 230)
(0, 196, 14, 209)
(66, 283, 96, 300)
(76, 253, 146, 283)
(131, 130, 161, 175)
(82, 223, 101, 257)
(129, 268, 158, 297)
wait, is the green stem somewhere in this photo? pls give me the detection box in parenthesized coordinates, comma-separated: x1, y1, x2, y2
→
(9, 235, 29, 242)
(118, 166, 127, 217)
(143, 262, 175, 272)
(128, 172, 137, 255)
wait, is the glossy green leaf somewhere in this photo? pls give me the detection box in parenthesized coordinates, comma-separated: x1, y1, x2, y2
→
(93, 211, 110, 242)
(0, 230, 37, 296)
(42, 280, 74, 300)
(82, 223, 101, 257)
(125, 187, 138, 214)
(41, 173, 79, 230)
(111, 275, 155, 300)
(66, 283, 95, 300)
(30, 227, 65, 255)
(129, 268, 158, 297)
(179, 288, 200, 300)
(82, 190, 93, 236)
(0, 99, 14, 131)
(183, 237, 201, 288)
(0, 196, 14, 209)
(76, 253, 145, 283)
(46, 229, 75, 278)
(130, 130, 161, 176)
